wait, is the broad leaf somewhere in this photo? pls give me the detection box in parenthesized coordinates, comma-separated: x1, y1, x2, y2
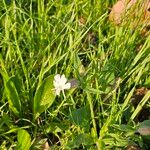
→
(69, 106, 90, 129)
(137, 119, 150, 140)
(17, 129, 31, 150)
(10, 75, 23, 95)
(33, 75, 56, 120)
(139, 119, 150, 128)
(67, 133, 94, 149)
(5, 77, 22, 117)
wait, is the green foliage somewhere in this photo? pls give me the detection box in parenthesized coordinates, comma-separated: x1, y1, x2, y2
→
(136, 120, 150, 149)
(0, 0, 149, 149)
(69, 106, 90, 129)
(67, 133, 94, 149)
(138, 119, 150, 139)
(17, 129, 31, 150)
(33, 75, 56, 120)
(3, 76, 22, 118)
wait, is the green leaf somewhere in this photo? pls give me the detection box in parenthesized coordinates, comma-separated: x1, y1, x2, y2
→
(17, 129, 31, 150)
(69, 106, 90, 129)
(10, 75, 23, 95)
(33, 75, 56, 120)
(130, 91, 150, 120)
(97, 139, 106, 150)
(5, 77, 22, 117)
(45, 122, 69, 134)
(137, 119, 150, 140)
(144, 76, 150, 87)
(139, 119, 150, 128)
(74, 53, 85, 76)
(0, 113, 14, 130)
(67, 133, 94, 148)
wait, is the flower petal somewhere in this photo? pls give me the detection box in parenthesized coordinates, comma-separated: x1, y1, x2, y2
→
(64, 83, 71, 90)
(60, 74, 67, 85)
(54, 74, 61, 82)
(54, 74, 61, 88)
(53, 80, 59, 88)
(55, 88, 61, 95)
(53, 74, 71, 96)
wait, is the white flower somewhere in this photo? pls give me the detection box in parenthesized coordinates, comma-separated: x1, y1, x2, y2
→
(53, 74, 71, 96)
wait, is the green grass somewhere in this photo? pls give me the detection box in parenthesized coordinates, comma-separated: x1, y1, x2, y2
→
(0, 0, 150, 149)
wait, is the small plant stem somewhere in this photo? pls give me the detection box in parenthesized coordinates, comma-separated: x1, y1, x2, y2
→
(53, 99, 65, 116)
(62, 90, 66, 99)
(86, 92, 101, 150)
(53, 91, 66, 116)
(130, 90, 150, 120)
(87, 93, 97, 132)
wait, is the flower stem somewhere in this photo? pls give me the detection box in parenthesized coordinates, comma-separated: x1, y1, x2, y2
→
(62, 90, 66, 99)
(86, 92, 101, 150)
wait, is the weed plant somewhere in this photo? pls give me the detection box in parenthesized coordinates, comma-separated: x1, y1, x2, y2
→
(0, 0, 150, 149)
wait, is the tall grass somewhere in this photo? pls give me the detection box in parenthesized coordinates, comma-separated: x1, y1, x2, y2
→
(0, 0, 150, 149)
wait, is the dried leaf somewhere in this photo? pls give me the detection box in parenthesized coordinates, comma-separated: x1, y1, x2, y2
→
(109, 0, 150, 28)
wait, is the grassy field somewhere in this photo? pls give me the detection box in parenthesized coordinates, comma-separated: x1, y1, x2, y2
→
(0, 0, 150, 149)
